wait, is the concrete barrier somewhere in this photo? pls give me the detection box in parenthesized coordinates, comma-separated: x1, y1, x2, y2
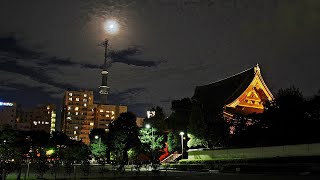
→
(188, 143, 320, 160)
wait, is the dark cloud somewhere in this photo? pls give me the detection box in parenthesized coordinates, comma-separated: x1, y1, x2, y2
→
(109, 87, 146, 103)
(109, 47, 167, 67)
(0, 59, 75, 90)
(80, 63, 101, 69)
(0, 35, 41, 58)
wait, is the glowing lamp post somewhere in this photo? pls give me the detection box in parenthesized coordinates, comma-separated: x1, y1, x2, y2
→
(95, 135, 101, 157)
(179, 132, 185, 156)
(145, 124, 154, 162)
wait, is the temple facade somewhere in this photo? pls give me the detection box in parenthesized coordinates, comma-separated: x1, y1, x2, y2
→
(192, 64, 274, 119)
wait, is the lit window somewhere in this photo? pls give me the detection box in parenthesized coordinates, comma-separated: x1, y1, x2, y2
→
(69, 93, 72, 96)
(75, 112, 78, 115)
(90, 122, 94, 126)
(76, 98, 79, 101)
(75, 107, 79, 111)
(45, 122, 49, 124)
(75, 126, 78, 129)
(42, 122, 44, 124)
(67, 112, 71, 115)
(33, 121, 37, 125)
(68, 106, 71, 110)
(111, 116, 115, 120)
(47, 106, 50, 110)
(105, 129, 109, 132)
(84, 103, 87, 107)
(100, 109, 104, 113)
(84, 94, 87, 97)
(74, 131, 77, 135)
(68, 97, 72, 101)
(106, 111, 110, 113)
(111, 111, 115, 115)
(38, 121, 40, 124)
(83, 99, 87, 102)
(106, 114, 109, 118)
(75, 136, 78, 140)
(67, 117, 71, 120)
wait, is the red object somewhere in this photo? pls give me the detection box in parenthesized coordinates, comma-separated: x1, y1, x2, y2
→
(159, 142, 169, 161)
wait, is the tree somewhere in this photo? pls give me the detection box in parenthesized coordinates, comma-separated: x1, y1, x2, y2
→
(0, 127, 27, 180)
(107, 112, 140, 165)
(60, 141, 90, 164)
(139, 127, 164, 162)
(89, 128, 108, 143)
(144, 106, 167, 132)
(262, 87, 308, 145)
(167, 131, 181, 153)
(188, 101, 229, 148)
(90, 140, 107, 159)
(187, 133, 208, 149)
(168, 98, 192, 131)
(306, 90, 320, 142)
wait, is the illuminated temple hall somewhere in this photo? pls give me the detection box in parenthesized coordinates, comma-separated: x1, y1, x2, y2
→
(192, 64, 274, 119)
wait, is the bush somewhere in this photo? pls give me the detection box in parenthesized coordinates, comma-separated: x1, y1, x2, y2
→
(169, 164, 208, 171)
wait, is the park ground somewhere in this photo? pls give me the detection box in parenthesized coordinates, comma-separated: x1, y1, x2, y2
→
(5, 164, 320, 180)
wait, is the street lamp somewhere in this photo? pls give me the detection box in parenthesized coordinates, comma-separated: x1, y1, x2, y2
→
(179, 132, 184, 156)
(145, 124, 154, 162)
(145, 124, 154, 142)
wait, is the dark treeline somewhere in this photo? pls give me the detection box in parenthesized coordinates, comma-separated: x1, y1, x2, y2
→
(160, 87, 320, 149)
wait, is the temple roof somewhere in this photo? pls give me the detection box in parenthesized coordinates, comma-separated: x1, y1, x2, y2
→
(192, 66, 258, 112)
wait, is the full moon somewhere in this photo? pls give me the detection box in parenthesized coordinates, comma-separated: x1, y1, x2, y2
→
(104, 19, 119, 35)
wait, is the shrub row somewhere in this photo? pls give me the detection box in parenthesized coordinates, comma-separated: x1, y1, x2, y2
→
(168, 164, 208, 171)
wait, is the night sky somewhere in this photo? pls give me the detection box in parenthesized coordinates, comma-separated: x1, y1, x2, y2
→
(1, 0, 320, 118)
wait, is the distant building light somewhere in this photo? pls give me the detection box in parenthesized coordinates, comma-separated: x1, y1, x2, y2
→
(76, 98, 79, 101)
(90, 122, 94, 126)
(0, 102, 14, 107)
(68, 97, 72, 101)
(69, 93, 72, 96)
(84, 94, 87, 97)
(75, 107, 79, 111)
(100, 109, 104, 113)
(147, 111, 155, 118)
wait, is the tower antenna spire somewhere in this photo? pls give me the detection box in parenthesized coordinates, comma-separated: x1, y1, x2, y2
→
(103, 39, 109, 69)
(99, 39, 110, 104)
